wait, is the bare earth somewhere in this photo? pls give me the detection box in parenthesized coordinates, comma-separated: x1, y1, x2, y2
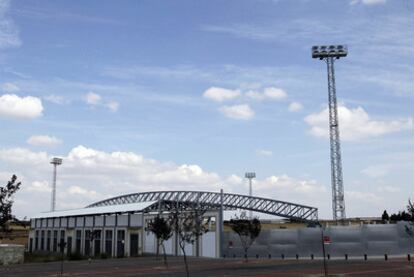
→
(1, 256, 413, 277)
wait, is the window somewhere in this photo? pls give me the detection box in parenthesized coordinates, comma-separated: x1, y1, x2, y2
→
(60, 230, 65, 253)
(85, 230, 91, 256)
(76, 230, 82, 254)
(40, 230, 45, 250)
(94, 230, 101, 256)
(35, 230, 39, 250)
(46, 230, 51, 251)
(105, 230, 113, 257)
(117, 230, 125, 257)
(53, 230, 58, 252)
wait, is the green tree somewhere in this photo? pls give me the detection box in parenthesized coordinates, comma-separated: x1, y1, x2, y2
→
(229, 213, 261, 262)
(381, 210, 389, 222)
(147, 216, 173, 266)
(0, 175, 21, 241)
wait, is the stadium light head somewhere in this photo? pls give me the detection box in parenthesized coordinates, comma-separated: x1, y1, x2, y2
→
(245, 172, 256, 179)
(312, 45, 348, 59)
(50, 157, 63, 165)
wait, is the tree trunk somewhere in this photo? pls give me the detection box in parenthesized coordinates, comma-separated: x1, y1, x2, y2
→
(180, 243, 190, 277)
(162, 243, 168, 267)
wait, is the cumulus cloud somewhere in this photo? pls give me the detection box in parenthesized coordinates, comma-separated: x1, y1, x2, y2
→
(27, 135, 62, 147)
(288, 102, 303, 112)
(219, 104, 254, 120)
(0, 145, 326, 217)
(203, 87, 241, 102)
(1, 82, 20, 93)
(27, 181, 51, 193)
(84, 92, 102, 105)
(0, 94, 43, 119)
(83, 92, 119, 112)
(246, 87, 287, 101)
(106, 101, 119, 112)
(304, 105, 414, 141)
(0, 0, 21, 49)
(350, 0, 386, 5)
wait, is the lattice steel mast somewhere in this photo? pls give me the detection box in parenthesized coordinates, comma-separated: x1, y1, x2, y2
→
(312, 45, 347, 221)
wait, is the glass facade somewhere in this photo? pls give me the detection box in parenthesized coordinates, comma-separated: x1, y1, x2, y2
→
(105, 230, 113, 257)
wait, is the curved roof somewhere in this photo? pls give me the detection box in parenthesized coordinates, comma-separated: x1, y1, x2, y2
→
(87, 191, 318, 221)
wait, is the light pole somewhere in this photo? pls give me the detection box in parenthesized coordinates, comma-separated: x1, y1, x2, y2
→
(245, 172, 256, 219)
(50, 157, 63, 211)
(312, 45, 347, 221)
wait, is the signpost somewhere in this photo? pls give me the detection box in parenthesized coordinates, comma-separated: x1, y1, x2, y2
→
(321, 232, 330, 276)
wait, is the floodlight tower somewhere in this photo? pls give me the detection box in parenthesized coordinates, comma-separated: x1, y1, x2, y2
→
(50, 157, 63, 211)
(312, 45, 347, 221)
(245, 172, 256, 219)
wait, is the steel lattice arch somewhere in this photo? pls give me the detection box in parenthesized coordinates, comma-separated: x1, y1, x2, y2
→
(87, 191, 318, 222)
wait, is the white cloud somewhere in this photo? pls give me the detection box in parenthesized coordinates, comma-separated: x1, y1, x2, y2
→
(83, 92, 119, 112)
(346, 190, 382, 204)
(288, 102, 303, 112)
(0, 94, 43, 119)
(0, 145, 325, 218)
(256, 149, 273, 157)
(27, 135, 62, 147)
(1, 82, 20, 93)
(27, 181, 51, 193)
(84, 92, 102, 105)
(203, 87, 241, 102)
(106, 101, 119, 112)
(304, 105, 414, 141)
(44, 94, 67, 105)
(350, 0, 386, 5)
(0, 0, 21, 49)
(246, 87, 287, 101)
(263, 87, 287, 100)
(219, 104, 254, 120)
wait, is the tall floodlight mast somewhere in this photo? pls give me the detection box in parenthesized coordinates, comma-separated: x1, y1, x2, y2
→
(50, 157, 63, 211)
(312, 45, 347, 221)
(245, 172, 256, 219)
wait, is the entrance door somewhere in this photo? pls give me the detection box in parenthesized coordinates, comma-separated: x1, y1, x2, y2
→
(130, 234, 139, 256)
(67, 237, 72, 255)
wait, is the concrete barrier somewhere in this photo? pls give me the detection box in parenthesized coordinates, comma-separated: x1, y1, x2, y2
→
(0, 244, 24, 265)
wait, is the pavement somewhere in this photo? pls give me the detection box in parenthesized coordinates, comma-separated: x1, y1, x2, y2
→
(1, 256, 413, 276)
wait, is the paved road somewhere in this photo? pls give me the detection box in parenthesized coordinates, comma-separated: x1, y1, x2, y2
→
(1, 256, 414, 276)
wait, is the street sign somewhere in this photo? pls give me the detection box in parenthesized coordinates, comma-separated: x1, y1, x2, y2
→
(323, 236, 332, 244)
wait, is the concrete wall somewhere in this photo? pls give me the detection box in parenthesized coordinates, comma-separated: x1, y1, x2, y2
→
(223, 222, 414, 258)
(0, 244, 24, 265)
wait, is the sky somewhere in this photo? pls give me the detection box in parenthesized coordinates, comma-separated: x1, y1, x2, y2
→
(0, 0, 413, 220)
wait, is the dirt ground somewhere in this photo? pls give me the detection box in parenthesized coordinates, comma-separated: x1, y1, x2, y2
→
(1, 256, 413, 277)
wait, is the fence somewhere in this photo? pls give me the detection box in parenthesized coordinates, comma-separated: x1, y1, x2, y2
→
(223, 222, 414, 258)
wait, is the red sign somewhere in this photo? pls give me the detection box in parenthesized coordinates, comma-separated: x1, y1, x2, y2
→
(323, 236, 332, 244)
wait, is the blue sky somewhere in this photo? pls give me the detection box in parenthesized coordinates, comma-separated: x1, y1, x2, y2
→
(0, 0, 413, 219)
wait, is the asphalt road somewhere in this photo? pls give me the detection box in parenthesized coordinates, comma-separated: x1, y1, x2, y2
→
(1, 256, 414, 276)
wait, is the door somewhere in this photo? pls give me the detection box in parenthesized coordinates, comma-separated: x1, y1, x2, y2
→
(130, 234, 139, 256)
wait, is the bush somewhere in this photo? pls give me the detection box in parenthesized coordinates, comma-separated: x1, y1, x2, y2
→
(67, 252, 84, 261)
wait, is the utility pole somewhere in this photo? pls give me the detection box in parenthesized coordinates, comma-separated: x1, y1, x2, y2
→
(312, 45, 347, 221)
(245, 172, 256, 219)
(50, 157, 63, 211)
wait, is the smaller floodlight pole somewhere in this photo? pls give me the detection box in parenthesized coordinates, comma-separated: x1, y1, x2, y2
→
(312, 45, 348, 221)
(245, 172, 256, 219)
(50, 157, 63, 211)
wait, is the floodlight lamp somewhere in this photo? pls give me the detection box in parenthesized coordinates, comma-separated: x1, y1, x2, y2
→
(245, 172, 256, 179)
(51, 157, 63, 165)
(311, 45, 348, 59)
